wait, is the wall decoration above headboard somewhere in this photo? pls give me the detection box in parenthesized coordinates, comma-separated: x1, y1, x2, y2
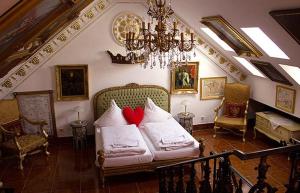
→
(112, 12, 143, 46)
(106, 50, 145, 64)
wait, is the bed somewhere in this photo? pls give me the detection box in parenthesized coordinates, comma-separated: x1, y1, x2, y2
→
(93, 83, 204, 184)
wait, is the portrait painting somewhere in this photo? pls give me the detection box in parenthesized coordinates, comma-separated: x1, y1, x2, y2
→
(171, 62, 199, 94)
(55, 65, 89, 101)
(275, 85, 296, 113)
(200, 77, 227, 100)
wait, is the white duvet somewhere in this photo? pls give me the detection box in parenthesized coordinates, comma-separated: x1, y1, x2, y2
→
(101, 124, 147, 157)
(143, 118, 194, 150)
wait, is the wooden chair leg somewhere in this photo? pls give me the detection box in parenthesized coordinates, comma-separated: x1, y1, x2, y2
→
(19, 153, 26, 170)
(242, 128, 246, 143)
(44, 143, 50, 156)
(213, 125, 218, 138)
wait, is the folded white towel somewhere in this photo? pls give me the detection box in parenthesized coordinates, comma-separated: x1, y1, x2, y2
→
(161, 135, 186, 144)
(112, 138, 139, 148)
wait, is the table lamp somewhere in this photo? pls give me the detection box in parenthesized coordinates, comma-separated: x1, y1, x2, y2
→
(180, 100, 191, 115)
(74, 106, 84, 123)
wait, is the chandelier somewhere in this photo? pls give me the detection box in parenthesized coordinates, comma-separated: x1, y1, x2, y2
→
(125, 0, 196, 69)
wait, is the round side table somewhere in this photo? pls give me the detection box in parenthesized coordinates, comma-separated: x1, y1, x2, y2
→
(70, 120, 88, 149)
(177, 112, 195, 135)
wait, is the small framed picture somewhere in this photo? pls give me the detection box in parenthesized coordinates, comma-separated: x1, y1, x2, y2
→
(275, 85, 296, 113)
(200, 77, 227, 100)
(55, 65, 89, 101)
(171, 62, 199, 94)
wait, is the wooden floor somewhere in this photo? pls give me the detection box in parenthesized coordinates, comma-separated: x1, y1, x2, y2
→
(0, 128, 292, 193)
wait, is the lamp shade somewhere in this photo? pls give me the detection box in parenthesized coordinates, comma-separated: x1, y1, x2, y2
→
(74, 106, 84, 113)
(180, 100, 191, 107)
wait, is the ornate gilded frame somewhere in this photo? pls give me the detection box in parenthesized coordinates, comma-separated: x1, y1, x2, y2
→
(200, 76, 227, 100)
(55, 65, 89, 101)
(275, 85, 296, 113)
(201, 15, 262, 57)
(171, 62, 199, 94)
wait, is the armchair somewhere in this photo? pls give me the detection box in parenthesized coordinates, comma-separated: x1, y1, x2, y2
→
(213, 83, 250, 142)
(0, 99, 49, 170)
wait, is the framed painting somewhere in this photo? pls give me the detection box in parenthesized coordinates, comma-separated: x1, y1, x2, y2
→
(171, 62, 199, 94)
(200, 77, 227, 100)
(55, 65, 89, 101)
(270, 8, 300, 45)
(201, 15, 262, 57)
(275, 85, 296, 113)
(250, 60, 292, 86)
(14, 90, 57, 137)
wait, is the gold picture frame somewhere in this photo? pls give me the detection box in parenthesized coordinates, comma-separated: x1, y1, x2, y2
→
(200, 77, 227, 100)
(55, 65, 89, 101)
(275, 85, 296, 113)
(201, 15, 262, 57)
(171, 62, 199, 94)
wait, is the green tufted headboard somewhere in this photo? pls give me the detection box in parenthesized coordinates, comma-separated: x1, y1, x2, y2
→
(93, 83, 170, 120)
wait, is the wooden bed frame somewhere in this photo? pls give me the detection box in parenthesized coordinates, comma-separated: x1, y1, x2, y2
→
(93, 83, 204, 184)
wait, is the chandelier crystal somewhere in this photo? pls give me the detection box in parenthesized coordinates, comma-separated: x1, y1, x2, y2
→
(125, 0, 196, 69)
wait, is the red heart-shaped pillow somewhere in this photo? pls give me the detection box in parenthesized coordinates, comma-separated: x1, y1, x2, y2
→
(122, 106, 144, 126)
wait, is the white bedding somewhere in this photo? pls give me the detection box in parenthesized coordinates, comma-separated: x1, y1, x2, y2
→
(95, 126, 153, 167)
(101, 124, 146, 157)
(143, 118, 194, 150)
(140, 118, 200, 160)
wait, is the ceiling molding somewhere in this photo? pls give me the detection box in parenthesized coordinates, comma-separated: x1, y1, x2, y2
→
(0, 0, 111, 98)
(0, 0, 247, 98)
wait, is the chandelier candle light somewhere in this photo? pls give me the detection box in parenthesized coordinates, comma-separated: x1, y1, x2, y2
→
(125, 0, 196, 69)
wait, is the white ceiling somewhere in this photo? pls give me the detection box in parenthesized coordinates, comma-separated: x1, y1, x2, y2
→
(171, 0, 300, 85)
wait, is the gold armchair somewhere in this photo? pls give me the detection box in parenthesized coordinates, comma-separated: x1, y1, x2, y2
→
(0, 99, 49, 170)
(213, 83, 250, 142)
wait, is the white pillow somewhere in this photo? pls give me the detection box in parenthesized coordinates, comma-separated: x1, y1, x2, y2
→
(140, 97, 172, 126)
(94, 99, 127, 127)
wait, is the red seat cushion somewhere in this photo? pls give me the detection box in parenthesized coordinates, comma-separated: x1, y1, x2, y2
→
(122, 106, 144, 126)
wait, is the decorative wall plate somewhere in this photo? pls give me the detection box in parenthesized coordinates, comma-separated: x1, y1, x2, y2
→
(112, 12, 143, 46)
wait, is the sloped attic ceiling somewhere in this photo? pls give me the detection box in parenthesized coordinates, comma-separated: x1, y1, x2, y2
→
(171, 0, 300, 85)
(0, 0, 93, 78)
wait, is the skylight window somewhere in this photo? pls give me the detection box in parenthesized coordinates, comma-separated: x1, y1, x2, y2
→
(201, 28, 234, 52)
(233, 56, 265, 78)
(241, 27, 289, 59)
(279, 64, 300, 85)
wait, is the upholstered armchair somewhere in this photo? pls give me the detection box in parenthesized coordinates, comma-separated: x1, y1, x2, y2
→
(0, 99, 49, 170)
(213, 83, 250, 142)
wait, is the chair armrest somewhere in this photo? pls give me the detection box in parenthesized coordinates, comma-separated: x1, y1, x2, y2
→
(0, 124, 18, 137)
(20, 115, 48, 138)
(214, 97, 225, 113)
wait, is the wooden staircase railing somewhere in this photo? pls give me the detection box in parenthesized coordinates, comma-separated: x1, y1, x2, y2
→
(157, 144, 300, 193)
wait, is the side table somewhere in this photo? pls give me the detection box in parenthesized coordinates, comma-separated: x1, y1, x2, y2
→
(70, 120, 88, 149)
(177, 112, 195, 135)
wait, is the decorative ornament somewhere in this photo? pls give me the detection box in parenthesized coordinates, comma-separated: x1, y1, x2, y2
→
(112, 12, 143, 46)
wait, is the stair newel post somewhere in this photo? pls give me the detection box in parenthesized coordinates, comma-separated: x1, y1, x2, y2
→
(214, 155, 233, 193)
(249, 156, 277, 193)
(186, 162, 197, 193)
(235, 179, 243, 193)
(199, 159, 212, 193)
(176, 165, 185, 193)
(159, 168, 167, 193)
(168, 167, 175, 193)
(285, 152, 300, 193)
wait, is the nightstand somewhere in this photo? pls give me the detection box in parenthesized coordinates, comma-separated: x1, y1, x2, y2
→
(177, 112, 195, 135)
(70, 120, 88, 149)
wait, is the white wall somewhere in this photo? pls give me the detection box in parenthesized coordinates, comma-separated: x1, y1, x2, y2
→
(245, 76, 300, 118)
(14, 3, 234, 137)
